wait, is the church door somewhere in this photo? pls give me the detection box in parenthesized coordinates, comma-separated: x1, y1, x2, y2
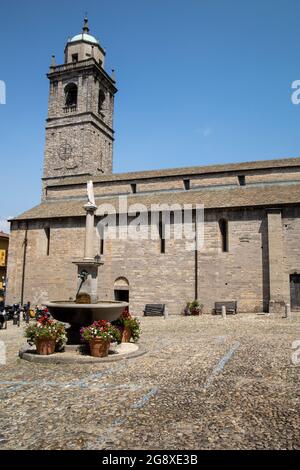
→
(290, 274, 300, 310)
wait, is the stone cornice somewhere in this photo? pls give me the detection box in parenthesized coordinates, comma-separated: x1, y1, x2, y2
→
(46, 111, 114, 136)
(47, 58, 117, 94)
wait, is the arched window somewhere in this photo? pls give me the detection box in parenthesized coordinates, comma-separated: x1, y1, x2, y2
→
(98, 89, 105, 113)
(114, 277, 129, 302)
(219, 218, 228, 252)
(64, 83, 78, 107)
(44, 227, 50, 256)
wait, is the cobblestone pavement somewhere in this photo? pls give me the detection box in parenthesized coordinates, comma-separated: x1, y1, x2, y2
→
(0, 314, 300, 450)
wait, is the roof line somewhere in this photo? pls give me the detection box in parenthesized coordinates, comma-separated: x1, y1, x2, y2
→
(44, 156, 300, 188)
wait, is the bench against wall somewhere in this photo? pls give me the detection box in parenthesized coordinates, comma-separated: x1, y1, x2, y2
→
(214, 301, 237, 315)
(143, 304, 165, 316)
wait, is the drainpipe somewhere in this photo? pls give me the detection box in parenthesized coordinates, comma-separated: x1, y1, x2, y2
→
(194, 214, 198, 300)
(20, 222, 28, 305)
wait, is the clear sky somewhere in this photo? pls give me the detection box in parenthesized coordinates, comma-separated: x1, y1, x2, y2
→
(1, 0, 300, 228)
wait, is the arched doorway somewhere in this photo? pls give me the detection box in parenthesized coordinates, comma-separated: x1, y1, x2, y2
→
(114, 277, 129, 303)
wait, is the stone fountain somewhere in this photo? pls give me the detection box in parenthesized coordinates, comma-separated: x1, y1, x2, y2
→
(45, 181, 128, 342)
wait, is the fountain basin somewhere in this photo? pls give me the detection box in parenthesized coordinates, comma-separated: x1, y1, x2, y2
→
(45, 300, 128, 326)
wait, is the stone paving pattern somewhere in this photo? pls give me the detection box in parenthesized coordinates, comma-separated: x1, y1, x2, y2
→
(0, 314, 300, 450)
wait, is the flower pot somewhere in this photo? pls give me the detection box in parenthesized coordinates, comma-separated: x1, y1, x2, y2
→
(191, 308, 202, 315)
(36, 339, 56, 355)
(122, 326, 132, 343)
(89, 338, 111, 357)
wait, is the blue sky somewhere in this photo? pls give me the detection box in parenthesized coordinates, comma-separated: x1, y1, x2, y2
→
(1, 0, 300, 227)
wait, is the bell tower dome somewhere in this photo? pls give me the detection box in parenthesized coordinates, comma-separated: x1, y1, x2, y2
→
(64, 16, 106, 66)
(43, 17, 117, 192)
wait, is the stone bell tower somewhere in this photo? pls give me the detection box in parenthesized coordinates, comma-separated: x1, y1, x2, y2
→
(43, 17, 117, 188)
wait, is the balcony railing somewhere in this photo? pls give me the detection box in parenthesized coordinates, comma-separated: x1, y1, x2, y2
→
(50, 58, 95, 74)
(63, 105, 77, 114)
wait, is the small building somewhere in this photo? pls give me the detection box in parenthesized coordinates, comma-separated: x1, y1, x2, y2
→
(0, 231, 9, 293)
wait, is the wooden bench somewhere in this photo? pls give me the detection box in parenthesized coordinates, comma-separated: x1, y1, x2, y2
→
(214, 301, 237, 315)
(143, 304, 165, 317)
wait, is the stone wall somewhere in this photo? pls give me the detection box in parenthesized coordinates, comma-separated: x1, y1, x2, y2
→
(283, 207, 300, 272)
(6, 206, 300, 314)
(282, 206, 300, 306)
(6, 222, 26, 304)
(6, 219, 86, 306)
(198, 208, 266, 313)
(98, 222, 195, 316)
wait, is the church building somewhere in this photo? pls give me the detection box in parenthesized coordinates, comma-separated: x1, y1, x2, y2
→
(6, 18, 300, 315)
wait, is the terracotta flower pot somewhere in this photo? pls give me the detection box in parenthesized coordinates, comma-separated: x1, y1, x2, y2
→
(36, 339, 56, 355)
(89, 338, 111, 357)
(122, 326, 132, 343)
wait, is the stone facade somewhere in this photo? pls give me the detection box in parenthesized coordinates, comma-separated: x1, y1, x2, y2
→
(6, 20, 300, 315)
(6, 206, 300, 315)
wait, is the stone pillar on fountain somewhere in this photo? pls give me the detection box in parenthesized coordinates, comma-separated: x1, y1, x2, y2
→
(73, 181, 103, 304)
(84, 202, 97, 260)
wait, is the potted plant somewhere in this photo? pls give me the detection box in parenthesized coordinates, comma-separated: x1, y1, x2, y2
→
(80, 320, 121, 357)
(25, 315, 67, 355)
(183, 300, 204, 316)
(113, 308, 141, 343)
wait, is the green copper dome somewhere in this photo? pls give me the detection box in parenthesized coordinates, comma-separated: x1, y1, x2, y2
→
(69, 33, 99, 45)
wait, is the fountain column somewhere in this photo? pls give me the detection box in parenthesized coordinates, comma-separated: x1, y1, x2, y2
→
(84, 202, 97, 260)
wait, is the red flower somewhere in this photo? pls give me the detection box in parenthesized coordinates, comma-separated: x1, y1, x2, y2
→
(121, 308, 131, 320)
(38, 315, 52, 326)
(92, 320, 110, 330)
